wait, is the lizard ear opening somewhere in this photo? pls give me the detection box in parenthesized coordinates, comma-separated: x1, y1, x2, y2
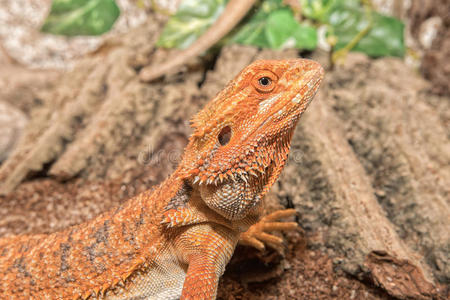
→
(218, 126, 232, 146)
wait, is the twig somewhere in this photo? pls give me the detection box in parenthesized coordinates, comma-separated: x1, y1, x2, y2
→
(139, 0, 257, 82)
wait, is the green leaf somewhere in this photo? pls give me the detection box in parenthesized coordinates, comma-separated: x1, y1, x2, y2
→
(157, 0, 317, 51)
(229, 0, 283, 48)
(157, 0, 226, 49)
(231, 2, 317, 50)
(265, 9, 298, 48)
(264, 9, 317, 50)
(230, 20, 269, 48)
(328, 4, 405, 57)
(300, 0, 405, 57)
(300, 0, 335, 22)
(293, 24, 318, 50)
(41, 0, 120, 36)
(299, 0, 361, 22)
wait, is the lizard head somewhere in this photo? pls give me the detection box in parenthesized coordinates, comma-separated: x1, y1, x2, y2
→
(178, 59, 324, 220)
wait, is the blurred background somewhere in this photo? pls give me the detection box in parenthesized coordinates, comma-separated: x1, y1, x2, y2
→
(0, 1, 448, 299)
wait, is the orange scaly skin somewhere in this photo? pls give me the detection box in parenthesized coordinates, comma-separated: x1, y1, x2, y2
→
(0, 59, 324, 299)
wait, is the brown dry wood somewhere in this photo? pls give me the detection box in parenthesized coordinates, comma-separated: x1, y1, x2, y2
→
(0, 102, 27, 162)
(293, 99, 436, 299)
(0, 56, 60, 115)
(323, 54, 450, 284)
(0, 60, 110, 194)
(0, 22, 165, 195)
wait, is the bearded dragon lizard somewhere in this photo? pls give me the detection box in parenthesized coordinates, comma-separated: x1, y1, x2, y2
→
(0, 59, 324, 299)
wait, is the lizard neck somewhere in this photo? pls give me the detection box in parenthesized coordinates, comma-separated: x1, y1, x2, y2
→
(162, 167, 264, 235)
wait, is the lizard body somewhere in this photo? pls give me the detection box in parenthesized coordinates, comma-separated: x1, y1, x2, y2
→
(0, 59, 323, 299)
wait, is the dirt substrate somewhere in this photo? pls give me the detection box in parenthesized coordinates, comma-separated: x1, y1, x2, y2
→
(0, 16, 448, 299)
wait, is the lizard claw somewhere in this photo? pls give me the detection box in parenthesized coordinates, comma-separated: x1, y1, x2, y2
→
(239, 209, 298, 253)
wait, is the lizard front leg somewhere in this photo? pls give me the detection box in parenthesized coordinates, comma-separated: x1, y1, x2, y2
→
(174, 223, 239, 299)
(240, 209, 298, 252)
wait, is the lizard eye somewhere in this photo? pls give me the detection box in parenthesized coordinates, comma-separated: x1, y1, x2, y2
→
(218, 126, 231, 146)
(252, 70, 277, 93)
(258, 77, 271, 86)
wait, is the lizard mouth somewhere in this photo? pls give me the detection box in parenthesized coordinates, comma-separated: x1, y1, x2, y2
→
(252, 62, 324, 183)
(286, 62, 324, 116)
(233, 61, 324, 181)
(245, 64, 324, 145)
(255, 61, 324, 133)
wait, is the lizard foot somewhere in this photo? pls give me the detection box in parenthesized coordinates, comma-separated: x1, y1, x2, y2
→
(239, 209, 298, 253)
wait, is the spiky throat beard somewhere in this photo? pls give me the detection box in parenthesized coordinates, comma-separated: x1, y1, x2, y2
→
(196, 125, 296, 221)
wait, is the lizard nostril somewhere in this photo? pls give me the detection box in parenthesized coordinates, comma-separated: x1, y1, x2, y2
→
(218, 126, 232, 146)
